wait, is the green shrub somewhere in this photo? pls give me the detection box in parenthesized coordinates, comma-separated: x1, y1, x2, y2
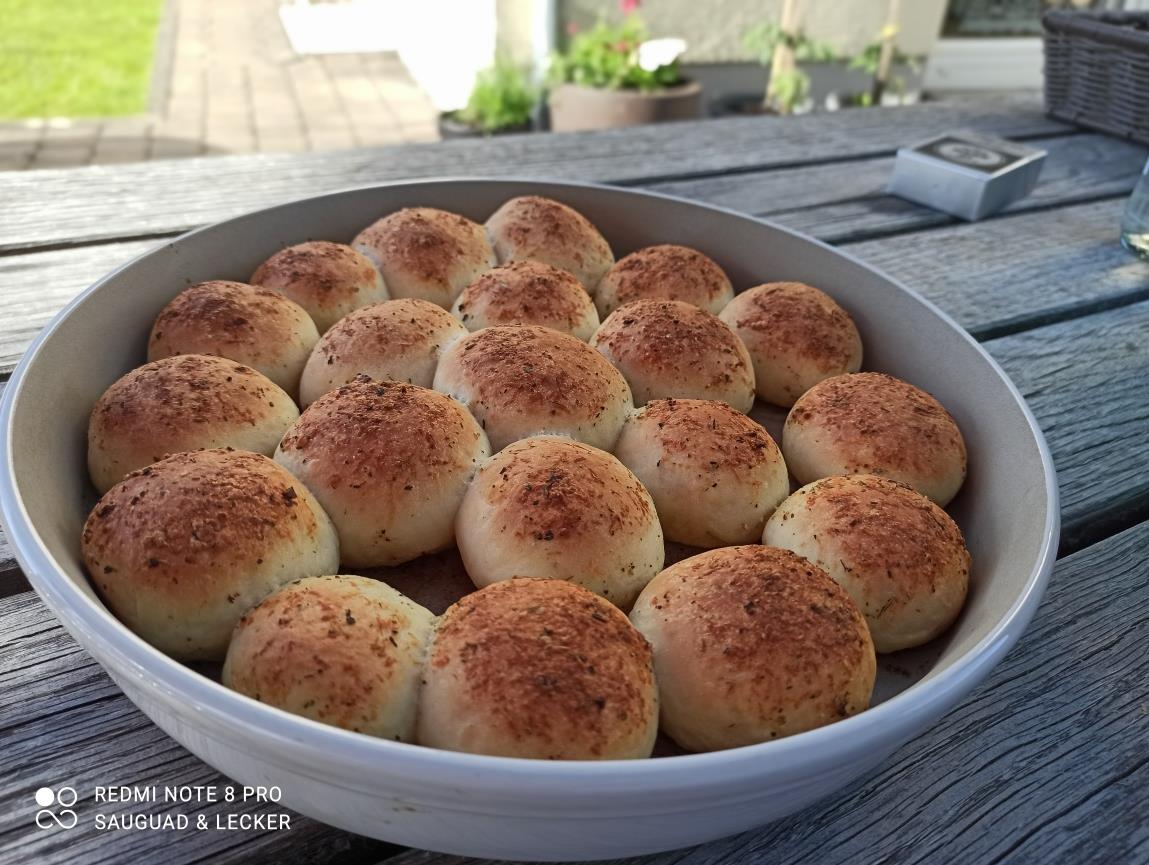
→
(457, 59, 537, 133)
(549, 17, 682, 92)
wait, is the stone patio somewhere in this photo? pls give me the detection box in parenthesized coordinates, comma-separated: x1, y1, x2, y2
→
(0, 0, 440, 172)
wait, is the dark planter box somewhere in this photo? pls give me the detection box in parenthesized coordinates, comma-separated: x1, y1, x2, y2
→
(437, 113, 533, 140)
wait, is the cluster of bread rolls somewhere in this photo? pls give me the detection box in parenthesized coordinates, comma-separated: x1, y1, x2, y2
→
(82, 193, 971, 759)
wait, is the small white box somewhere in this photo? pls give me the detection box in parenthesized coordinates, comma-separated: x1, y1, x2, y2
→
(887, 131, 1046, 221)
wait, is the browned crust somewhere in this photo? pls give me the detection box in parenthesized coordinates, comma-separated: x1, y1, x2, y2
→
(594, 300, 750, 387)
(478, 437, 655, 543)
(786, 372, 967, 478)
(634, 398, 781, 471)
(599, 245, 731, 311)
(795, 475, 970, 598)
(89, 355, 289, 457)
(447, 325, 629, 419)
(353, 208, 489, 284)
(81, 449, 323, 604)
(312, 299, 462, 366)
(428, 579, 655, 757)
(279, 377, 484, 491)
(148, 280, 312, 359)
(487, 196, 611, 272)
(644, 546, 871, 717)
(251, 241, 378, 299)
(725, 282, 860, 372)
(228, 576, 423, 735)
(455, 261, 592, 329)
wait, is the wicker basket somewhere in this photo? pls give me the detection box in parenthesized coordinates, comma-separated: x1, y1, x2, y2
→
(1043, 11, 1149, 145)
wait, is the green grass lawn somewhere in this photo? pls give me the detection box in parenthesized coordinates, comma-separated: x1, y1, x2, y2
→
(0, 0, 164, 119)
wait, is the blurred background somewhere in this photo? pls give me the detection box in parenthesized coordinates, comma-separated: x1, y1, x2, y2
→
(0, 0, 1144, 170)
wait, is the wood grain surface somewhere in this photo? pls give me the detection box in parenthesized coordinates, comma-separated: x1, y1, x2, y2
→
(0, 103, 1068, 253)
(1, 99, 1147, 865)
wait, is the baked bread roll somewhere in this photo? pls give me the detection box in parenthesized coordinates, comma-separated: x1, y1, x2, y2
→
(417, 579, 658, 759)
(594, 244, 734, 318)
(629, 546, 875, 752)
(456, 436, 664, 609)
(763, 475, 971, 652)
(591, 299, 755, 412)
(148, 280, 319, 395)
(451, 260, 600, 341)
(485, 196, 614, 291)
(784, 372, 967, 505)
(87, 354, 299, 493)
(613, 399, 788, 548)
(223, 575, 434, 740)
(433, 325, 633, 452)
(81, 449, 339, 660)
(719, 282, 863, 407)
(251, 240, 388, 333)
(352, 207, 495, 309)
(298, 298, 467, 407)
(275, 377, 490, 567)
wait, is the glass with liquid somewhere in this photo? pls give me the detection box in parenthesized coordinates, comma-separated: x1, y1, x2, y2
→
(1121, 157, 1149, 260)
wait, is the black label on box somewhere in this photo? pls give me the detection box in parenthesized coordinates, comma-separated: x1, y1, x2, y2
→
(915, 137, 1023, 173)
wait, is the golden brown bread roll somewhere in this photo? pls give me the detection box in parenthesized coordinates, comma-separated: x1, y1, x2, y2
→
(629, 545, 875, 752)
(783, 372, 967, 505)
(87, 354, 299, 493)
(613, 399, 788, 548)
(591, 299, 756, 412)
(455, 436, 664, 608)
(352, 207, 495, 309)
(223, 575, 434, 740)
(148, 280, 319, 396)
(276, 377, 490, 567)
(298, 298, 467, 407)
(417, 579, 659, 759)
(485, 196, 614, 291)
(763, 475, 971, 652)
(250, 240, 388, 333)
(81, 449, 339, 661)
(719, 282, 863, 407)
(433, 324, 633, 452)
(594, 244, 734, 318)
(452, 261, 600, 340)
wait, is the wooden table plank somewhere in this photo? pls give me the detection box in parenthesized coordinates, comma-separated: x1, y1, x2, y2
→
(0, 194, 1142, 380)
(0, 103, 1069, 253)
(383, 518, 1149, 865)
(986, 300, 1149, 553)
(4, 514, 1145, 865)
(649, 132, 1147, 244)
(845, 197, 1149, 341)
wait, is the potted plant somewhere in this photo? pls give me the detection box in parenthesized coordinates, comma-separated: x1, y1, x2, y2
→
(547, 3, 699, 132)
(841, 34, 920, 108)
(439, 58, 537, 139)
(716, 0, 836, 117)
(840, 1, 922, 109)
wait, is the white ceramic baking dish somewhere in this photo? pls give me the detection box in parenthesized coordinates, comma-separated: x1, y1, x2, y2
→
(0, 179, 1058, 861)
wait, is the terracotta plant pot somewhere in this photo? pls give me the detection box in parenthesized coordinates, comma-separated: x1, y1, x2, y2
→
(547, 81, 702, 132)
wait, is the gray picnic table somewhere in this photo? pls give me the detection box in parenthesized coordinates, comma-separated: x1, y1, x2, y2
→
(1, 95, 1148, 865)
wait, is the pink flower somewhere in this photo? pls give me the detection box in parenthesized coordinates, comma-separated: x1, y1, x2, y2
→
(566, 21, 579, 35)
(620, 0, 640, 13)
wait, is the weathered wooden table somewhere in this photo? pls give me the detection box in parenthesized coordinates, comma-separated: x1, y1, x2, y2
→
(2, 96, 1148, 865)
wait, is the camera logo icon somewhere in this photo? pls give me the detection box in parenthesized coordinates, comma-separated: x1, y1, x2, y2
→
(34, 787, 78, 830)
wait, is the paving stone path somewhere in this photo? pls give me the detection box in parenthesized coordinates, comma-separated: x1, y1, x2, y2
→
(0, 0, 440, 171)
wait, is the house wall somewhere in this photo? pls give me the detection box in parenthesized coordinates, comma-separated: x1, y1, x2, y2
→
(559, 0, 948, 61)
